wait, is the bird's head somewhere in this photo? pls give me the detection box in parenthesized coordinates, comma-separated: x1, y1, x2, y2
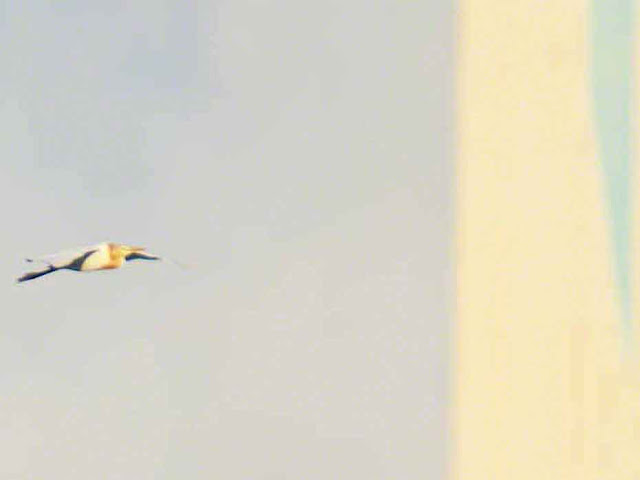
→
(120, 245, 146, 255)
(118, 244, 161, 262)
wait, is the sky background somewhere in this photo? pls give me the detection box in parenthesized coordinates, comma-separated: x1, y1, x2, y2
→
(0, 1, 452, 478)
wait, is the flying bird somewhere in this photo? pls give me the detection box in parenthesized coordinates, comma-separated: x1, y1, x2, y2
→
(17, 242, 161, 283)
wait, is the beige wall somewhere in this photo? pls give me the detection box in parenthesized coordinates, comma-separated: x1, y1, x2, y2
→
(456, 0, 640, 478)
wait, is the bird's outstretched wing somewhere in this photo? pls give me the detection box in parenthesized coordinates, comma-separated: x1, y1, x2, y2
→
(18, 246, 102, 282)
(25, 244, 102, 269)
(17, 265, 58, 283)
(125, 251, 161, 262)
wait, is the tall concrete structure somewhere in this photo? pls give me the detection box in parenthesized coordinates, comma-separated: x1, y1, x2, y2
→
(456, 0, 640, 478)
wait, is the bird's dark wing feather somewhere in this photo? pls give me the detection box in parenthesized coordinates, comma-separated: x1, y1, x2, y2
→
(17, 265, 58, 283)
(125, 252, 160, 262)
(66, 249, 99, 271)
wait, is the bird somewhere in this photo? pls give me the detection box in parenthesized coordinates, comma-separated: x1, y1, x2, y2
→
(16, 242, 161, 283)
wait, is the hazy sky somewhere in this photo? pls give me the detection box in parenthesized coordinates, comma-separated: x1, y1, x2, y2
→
(0, 1, 452, 478)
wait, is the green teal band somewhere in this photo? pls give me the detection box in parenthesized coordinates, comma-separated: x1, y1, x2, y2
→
(592, 0, 635, 341)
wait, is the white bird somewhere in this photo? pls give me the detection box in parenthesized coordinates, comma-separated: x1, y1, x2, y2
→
(17, 242, 161, 283)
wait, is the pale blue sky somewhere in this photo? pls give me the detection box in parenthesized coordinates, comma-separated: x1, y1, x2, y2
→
(0, 1, 452, 477)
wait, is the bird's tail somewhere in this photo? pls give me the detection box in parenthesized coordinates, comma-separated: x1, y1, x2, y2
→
(17, 265, 58, 283)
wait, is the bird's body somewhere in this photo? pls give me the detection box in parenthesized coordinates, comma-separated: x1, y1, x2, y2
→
(77, 243, 123, 271)
(17, 242, 160, 283)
